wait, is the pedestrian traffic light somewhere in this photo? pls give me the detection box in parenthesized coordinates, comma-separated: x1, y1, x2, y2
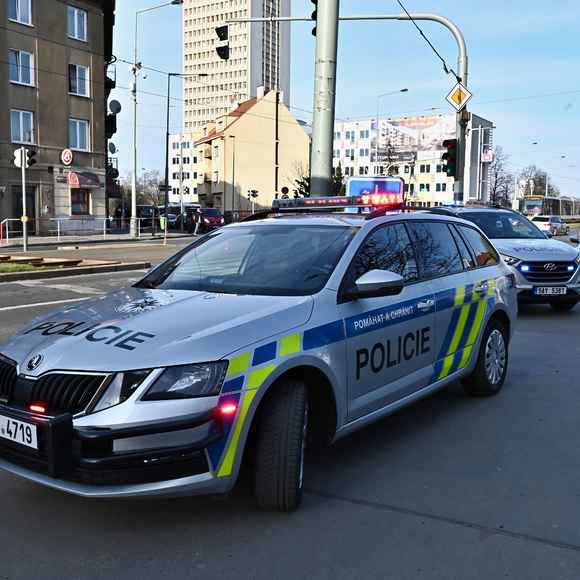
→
(215, 25, 230, 60)
(26, 149, 37, 168)
(311, 0, 318, 36)
(13, 148, 23, 168)
(442, 139, 458, 178)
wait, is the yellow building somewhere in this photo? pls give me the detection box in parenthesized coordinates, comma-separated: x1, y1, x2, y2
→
(195, 89, 310, 214)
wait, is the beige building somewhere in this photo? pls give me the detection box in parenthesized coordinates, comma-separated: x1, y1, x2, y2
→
(0, 0, 115, 232)
(195, 89, 309, 213)
(182, 0, 290, 130)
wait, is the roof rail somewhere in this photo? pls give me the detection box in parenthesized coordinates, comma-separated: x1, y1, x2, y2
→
(239, 210, 277, 223)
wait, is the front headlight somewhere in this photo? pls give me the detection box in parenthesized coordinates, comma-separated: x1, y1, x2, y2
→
(91, 370, 151, 413)
(142, 362, 228, 401)
(500, 254, 520, 266)
(575, 253, 580, 265)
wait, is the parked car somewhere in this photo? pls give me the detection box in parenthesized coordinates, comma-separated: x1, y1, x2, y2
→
(531, 215, 570, 237)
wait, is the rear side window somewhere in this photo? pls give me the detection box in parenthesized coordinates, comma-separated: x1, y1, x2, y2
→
(407, 222, 463, 279)
(346, 223, 419, 285)
(450, 225, 476, 270)
(457, 226, 499, 267)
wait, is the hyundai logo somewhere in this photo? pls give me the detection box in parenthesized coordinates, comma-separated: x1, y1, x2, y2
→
(544, 263, 557, 272)
(26, 354, 43, 371)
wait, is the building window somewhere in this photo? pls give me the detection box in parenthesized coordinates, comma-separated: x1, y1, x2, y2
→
(71, 190, 90, 215)
(69, 118, 89, 151)
(10, 109, 34, 143)
(9, 0, 31, 25)
(436, 164, 443, 173)
(172, 142, 180, 150)
(404, 165, 410, 174)
(9, 49, 34, 85)
(172, 157, 179, 165)
(182, 157, 190, 164)
(193, 156, 197, 164)
(441, 183, 447, 192)
(68, 6, 87, 42)
(172, 172, 179, 180)
(425, 164, 431, 173)
(69, 64, 89, 96)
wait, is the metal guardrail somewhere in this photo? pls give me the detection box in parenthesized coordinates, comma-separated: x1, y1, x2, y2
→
(0, 217, 164, 246)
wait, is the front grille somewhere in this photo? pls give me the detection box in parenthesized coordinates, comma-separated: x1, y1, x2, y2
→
(27, 373, 107, 415)
(0, 356, 17, 402)
(520, 262, 576, 284)
(0, 353, 107, 416)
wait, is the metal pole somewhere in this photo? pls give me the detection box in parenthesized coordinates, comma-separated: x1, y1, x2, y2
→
(163, 73, 172, 246)
(131, 14, 138, 239)
(21, 148, 28, 252)
(231, 136, 236, 220)
(179, 134, 184, 231)
(310, 0, 340, 196)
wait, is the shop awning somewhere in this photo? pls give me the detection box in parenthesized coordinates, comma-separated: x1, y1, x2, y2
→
(68, 172, 102, 189)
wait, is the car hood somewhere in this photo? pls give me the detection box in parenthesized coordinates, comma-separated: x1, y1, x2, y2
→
(492, 238, 579, 262)
(0, 288, 314, 375)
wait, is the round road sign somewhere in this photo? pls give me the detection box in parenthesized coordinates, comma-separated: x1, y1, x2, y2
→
(61, 148, 74, 166)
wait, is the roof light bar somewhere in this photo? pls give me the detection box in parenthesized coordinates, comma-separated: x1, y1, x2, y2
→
(272, 194, 405, 211)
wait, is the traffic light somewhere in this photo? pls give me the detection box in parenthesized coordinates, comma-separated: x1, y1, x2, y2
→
(311, 0, 318, 36)
(442, 139, 458, 178)
(26, 149, 37, 168)
(215, 25, 230, 60)
(13, 148, 23, 168)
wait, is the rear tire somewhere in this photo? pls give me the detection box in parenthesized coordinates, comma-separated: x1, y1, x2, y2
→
(463, 319, 509, 397)
(254, 380, 308, 512)
(550, 300, 577, 312)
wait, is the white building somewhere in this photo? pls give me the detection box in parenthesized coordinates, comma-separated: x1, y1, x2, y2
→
(182, 0, 291, 130)
(168, 133, 203, 205)
(333, 113, 494, 205)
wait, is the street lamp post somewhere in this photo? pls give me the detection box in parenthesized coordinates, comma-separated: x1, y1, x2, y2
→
(230, 135, 236, 220)
(375, 88, 408, 166)
(163, 72, 208, 244)
(132, 0, 183, 238)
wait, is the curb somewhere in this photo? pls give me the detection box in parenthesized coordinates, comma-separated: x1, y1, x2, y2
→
(0, 261, 151, 283)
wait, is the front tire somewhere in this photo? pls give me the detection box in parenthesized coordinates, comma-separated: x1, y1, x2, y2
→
(254, 380, 308, 512)
(550, 299, 577, 312)
(463, 319, 509, 397)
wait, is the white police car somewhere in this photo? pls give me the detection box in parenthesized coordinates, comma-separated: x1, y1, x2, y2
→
(0, 197, 517, 511)
(434, 207, 580, 312)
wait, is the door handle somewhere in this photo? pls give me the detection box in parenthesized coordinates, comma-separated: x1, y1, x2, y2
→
(417, 299, 435, 311)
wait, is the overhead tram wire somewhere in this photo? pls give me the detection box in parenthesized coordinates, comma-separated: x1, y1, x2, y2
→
(394, 0, 461, 82)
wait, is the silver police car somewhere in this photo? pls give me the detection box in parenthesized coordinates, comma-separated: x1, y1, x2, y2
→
(434, 207, 580, 311)
(0, 200, 517, 511)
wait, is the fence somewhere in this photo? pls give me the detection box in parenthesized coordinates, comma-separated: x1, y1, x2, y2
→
(0, 216, 165, 247)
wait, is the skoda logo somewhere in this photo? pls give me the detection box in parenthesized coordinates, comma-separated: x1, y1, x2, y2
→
(27, 354, 43, 371)
(544, 263, 557, 272)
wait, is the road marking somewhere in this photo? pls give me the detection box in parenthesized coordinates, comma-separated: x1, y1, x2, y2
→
(16, 281, 103, 295)
(0, 297, 91, 312)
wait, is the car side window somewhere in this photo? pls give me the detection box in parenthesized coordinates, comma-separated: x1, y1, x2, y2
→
(346, 223, 419, 287)
(457, 225, 499, 267)
(450, 224, 476, 270)
(407, 222, 464, 279)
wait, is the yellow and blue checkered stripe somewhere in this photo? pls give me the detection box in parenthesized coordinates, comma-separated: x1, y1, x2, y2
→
(432, 279, 496, 382)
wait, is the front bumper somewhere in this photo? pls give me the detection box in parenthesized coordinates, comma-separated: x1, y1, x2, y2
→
(0, 405, 230, 498)
(510, 265, 580, 303)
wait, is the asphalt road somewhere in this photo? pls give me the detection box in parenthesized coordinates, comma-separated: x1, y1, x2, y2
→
(1, 270, 580, 579)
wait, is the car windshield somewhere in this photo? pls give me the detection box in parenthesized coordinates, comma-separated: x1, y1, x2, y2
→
(136, 224, 357, 296)
(202, 208, 221, 217)
(461, 212, 546, 240)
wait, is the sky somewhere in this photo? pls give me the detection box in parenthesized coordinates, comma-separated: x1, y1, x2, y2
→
(110, 0, 580, 194)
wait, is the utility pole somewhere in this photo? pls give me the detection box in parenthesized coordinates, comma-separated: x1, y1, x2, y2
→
(20, 148, 28, 253)
(310, 0, 340, 196)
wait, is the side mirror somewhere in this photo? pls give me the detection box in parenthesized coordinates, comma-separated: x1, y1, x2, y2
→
(345, 269, 405, 301)
(546, 232, 553, 239)
(570, 235, 580, 245)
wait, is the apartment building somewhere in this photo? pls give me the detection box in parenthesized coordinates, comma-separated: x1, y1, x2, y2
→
(168, 132, 203, 205)
(194, 88, 309, 213)
(182, 0, 290, 130)
(0, 0, 116, 231)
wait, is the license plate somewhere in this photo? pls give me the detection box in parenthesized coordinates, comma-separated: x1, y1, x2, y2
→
(0, 415, 38, 450)
(534, 286, 567, 296)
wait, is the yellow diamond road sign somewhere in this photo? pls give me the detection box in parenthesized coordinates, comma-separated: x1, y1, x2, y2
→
(446, 82, 473, 112)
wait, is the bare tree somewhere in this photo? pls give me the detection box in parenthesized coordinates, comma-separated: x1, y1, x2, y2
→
(120, 170, 164, 206)
(518, 165, 560, 197)
(488, 146, 514, 206)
